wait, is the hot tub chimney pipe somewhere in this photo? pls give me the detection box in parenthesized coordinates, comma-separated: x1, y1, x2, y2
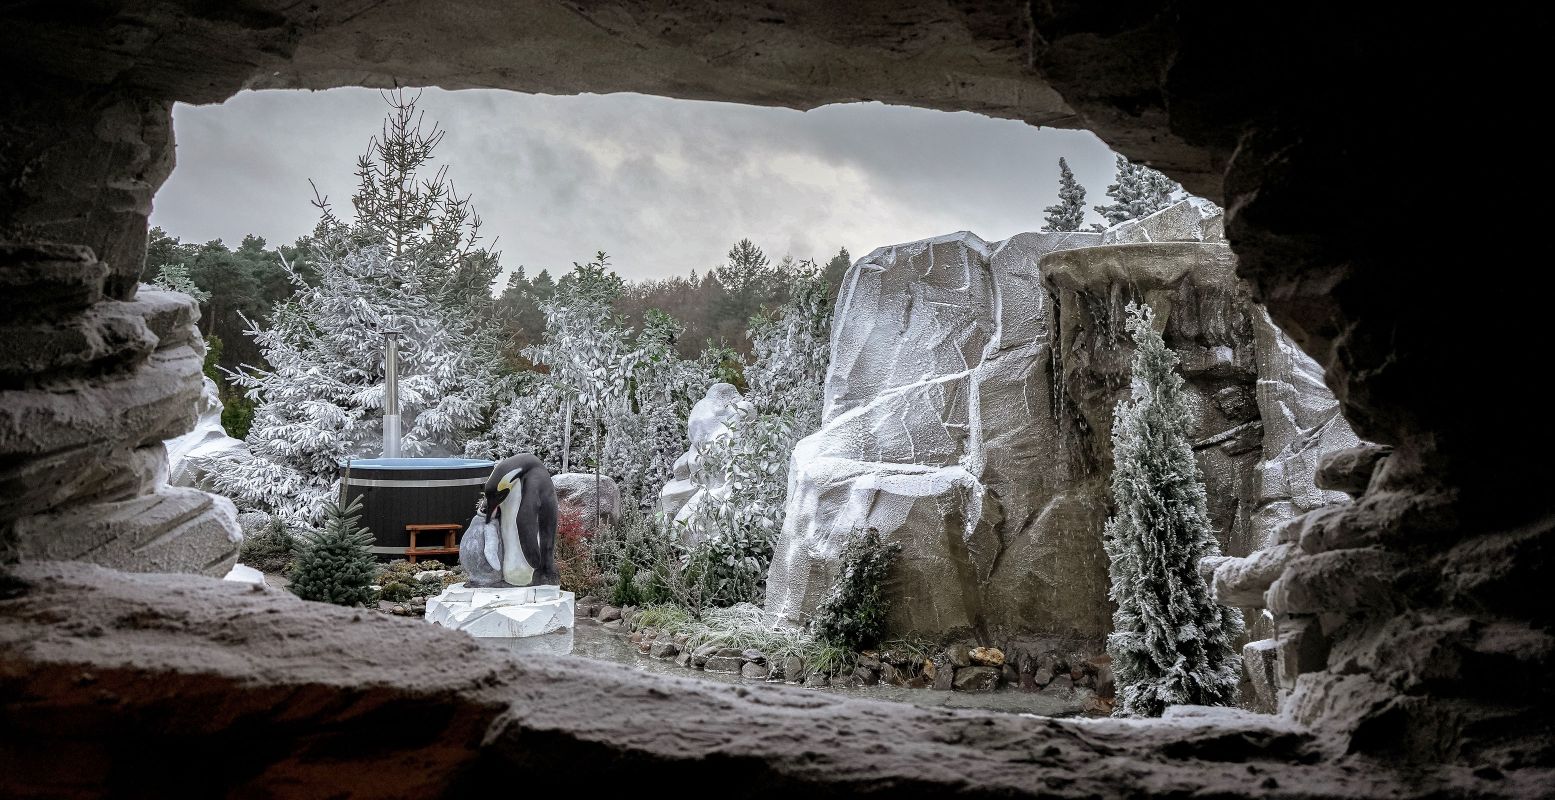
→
(383, 327, 403, 458)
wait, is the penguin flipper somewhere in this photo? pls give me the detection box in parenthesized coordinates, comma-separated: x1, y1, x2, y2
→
(482, 518, 502, 572)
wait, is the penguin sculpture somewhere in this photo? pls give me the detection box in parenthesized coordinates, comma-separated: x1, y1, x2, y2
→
(460, 454, 559, 587)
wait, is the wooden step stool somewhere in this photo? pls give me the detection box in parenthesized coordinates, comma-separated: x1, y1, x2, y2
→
(405, 523, 462, 564)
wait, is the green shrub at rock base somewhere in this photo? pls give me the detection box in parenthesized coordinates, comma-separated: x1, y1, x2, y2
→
(811, 527, 901, 651)
(239, 518, 296, 575)
(289, 496, 378, 606)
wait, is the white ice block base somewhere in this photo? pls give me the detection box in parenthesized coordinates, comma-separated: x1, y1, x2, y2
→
(425, 583, 575, 638)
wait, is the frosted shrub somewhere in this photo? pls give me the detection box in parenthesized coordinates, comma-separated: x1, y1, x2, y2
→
(1104, 303, 1242, 717)
(811, 527, 902, 651)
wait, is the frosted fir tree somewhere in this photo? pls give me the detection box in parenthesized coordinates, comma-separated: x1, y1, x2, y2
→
(1093, 155, 1182, 227)
(288, 494, 378, 606)
(209, 236, 501, 526)
(147, 261, 210, 303)
(1104, 303, 1243, 717)
(523, 253, 633, 479)
(744, 259, 831, 431)
(207, 94, 502, 526)
(1041, 157, 1088, 232)
(601, 310, 708, 507)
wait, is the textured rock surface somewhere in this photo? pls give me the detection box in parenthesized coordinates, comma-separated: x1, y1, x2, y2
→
(1, 0, 1547, 779)
(772, 203, 1359, 646)
(6, 562, 1538, 798)
(551, 473, 621, 532)
(164, 376, 249, 488)
(765, 230, 1105, 640)
(0, 275, 239, 575)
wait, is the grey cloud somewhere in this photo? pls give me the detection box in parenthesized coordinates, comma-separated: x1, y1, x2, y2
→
(151, 87, 1119, 283)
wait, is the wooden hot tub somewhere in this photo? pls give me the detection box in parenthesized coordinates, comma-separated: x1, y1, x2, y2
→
(340, 458, 494, 562)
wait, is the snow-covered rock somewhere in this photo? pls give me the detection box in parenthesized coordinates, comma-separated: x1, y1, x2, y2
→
(765, 230, 1106, 637)
(1101, 197, 1224, 244)
(425, 582, 574, 638)
(164, 376, 248, 487)
(768, 211, 1360, 642)
(657, 382, 753, 538)
(552, 472, 621, 531)
(222, 563, 267, 585)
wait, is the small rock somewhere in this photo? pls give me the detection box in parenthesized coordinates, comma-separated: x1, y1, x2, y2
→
(715, 646, 744, 659)
(852, 666, 879, 686)
(1082, 694, 1115, 715)
(880, 649, 911, 667)
(675, 652, 692, 668)
(803, 673, 830, 688)
(921, 658, 936, 680)
(880, 663, 906, 686)
(905, 673, 932, 689)
(741, 661, 770, 680)
(969, 647, 1004, 667)
(741, 648, 767, 665)
(783, 656, 805, 683)
(628, 632, 643, 645)
(946, 644, 972, 667)
(673, 633, 689, 647)
(650, 640, 680, 659)
(1032, 666, 1054, 687)
(704, 655, 744, 673)
(1001, 663, 1019, 686)
(413, 569, 451, 582)
(952, 666, 1000, 692)
(931, 656, 954, 691)
(856, 652, 882, 670)
(1047, 674, 1075, 692)
(1315, 443, 1392, 496)
(598, 605, 623, 622)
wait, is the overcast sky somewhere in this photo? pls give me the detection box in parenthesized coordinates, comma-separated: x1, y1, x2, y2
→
(151, 87, 1119, 283)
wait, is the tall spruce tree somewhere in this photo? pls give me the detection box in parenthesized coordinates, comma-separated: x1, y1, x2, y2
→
(208, 92, 502, 526)
(1094, 155, 1181, 227)
(1104, 303, 1242, 717)
(1041, 157, 1088, 232)
(288, 494, 378, 606)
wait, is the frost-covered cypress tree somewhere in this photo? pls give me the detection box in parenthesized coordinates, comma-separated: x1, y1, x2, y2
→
(1094, 155, 1182, 227)
(289, 494, 378, 606)
(1104, 303, 1242, 717)
(1041, 157, 1088, 232)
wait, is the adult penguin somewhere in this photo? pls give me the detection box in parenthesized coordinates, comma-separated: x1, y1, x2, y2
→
(461, 454, 559, 587)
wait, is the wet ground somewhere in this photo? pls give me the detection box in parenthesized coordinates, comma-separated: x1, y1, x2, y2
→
(480, 619, 1090, 717)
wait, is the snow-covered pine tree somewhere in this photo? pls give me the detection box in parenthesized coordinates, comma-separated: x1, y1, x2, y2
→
(523, 252, 633, 481)
(207, 92, 501, 526)
(601, 309, 706, 507)
(1104, 303, 1243, 717)
(147, 261, 210, 303)
(1041, 157, 1088, 232)
(289, 493, 378, 606)
(1093, 155, 1182, 227)
(210, 237, 500, 525)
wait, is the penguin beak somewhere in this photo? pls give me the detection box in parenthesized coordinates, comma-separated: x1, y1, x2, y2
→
(484, 489, 505, 523)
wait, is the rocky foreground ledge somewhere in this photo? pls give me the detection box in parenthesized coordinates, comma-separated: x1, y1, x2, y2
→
(0, 562, 1538, 798)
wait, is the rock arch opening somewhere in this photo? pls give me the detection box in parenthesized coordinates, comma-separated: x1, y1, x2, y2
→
(2, 2, 1546, 796)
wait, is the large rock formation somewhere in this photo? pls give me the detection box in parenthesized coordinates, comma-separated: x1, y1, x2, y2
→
(1, 0, 1546, 782)
(0, 254, 240, 575)
(769, 201, 1357, 645)
(164, 376, 249, 488)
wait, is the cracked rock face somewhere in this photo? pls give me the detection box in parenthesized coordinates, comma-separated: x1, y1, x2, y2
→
(769, 202, 1358, 645)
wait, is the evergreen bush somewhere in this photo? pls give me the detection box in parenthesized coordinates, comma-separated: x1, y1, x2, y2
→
(811, 527, 902, 651)
(289, 496, 379, 606)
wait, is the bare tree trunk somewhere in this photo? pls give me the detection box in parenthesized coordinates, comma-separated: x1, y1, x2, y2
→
(561, 397, 574, 473)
